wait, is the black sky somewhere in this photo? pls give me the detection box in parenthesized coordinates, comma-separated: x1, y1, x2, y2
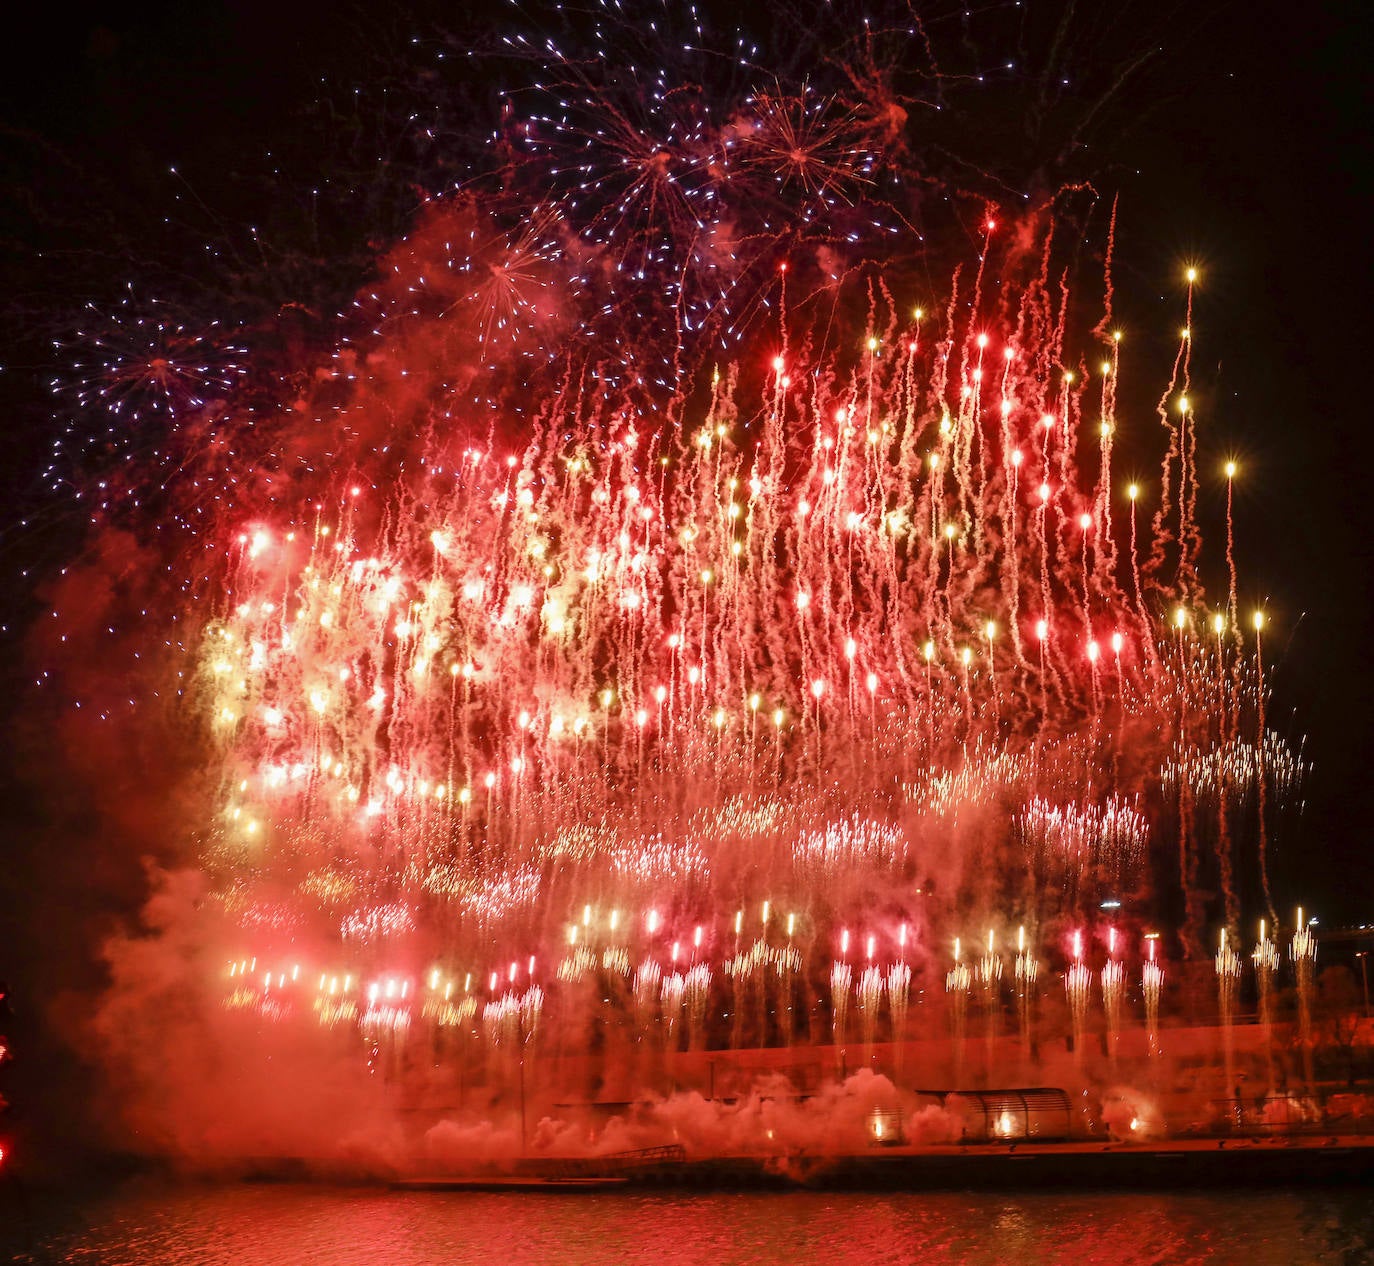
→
(1, 0, 1371, 929)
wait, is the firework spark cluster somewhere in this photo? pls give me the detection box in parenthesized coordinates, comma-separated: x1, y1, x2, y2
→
(192, 246, 1298, 1043)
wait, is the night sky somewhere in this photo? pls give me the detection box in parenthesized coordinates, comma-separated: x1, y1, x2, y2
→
(0, 0, 1370, 1029)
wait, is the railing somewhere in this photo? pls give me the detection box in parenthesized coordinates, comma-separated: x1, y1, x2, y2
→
(1201, 1094, 1374, 1137)
(521, 1144, 687, 1179)
(600, 1144, 688, 1169)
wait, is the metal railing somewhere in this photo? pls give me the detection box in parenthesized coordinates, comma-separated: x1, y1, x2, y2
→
(521, 1144, 687, 1179)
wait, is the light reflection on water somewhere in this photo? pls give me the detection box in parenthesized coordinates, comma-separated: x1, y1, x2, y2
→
(2, 1183, 1371, 1265)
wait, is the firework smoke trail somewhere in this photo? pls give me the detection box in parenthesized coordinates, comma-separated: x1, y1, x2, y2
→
(1212, 614, 1238, 932)
(1225, 464, 1241, 645)
(1143, 298, 1191, 601)
(1254, 612, 1276, 924)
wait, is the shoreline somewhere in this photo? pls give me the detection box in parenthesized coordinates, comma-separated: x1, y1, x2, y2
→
(7, 1134, 1373, 1195)
(384, 1134, 1374, 1192)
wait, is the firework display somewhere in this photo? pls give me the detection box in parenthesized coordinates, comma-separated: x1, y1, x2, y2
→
(38, 6, 1312, 1089)
(187, 240, 1297, 1049)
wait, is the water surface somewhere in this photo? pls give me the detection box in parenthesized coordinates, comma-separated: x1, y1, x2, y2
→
(3, 1182, 1371, 1265)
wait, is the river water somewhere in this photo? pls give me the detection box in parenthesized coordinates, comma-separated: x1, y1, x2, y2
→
(2, 1183, 1372, 1265)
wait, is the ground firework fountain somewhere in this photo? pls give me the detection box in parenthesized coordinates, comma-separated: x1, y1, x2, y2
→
(1254, 918, 1279, 1085)
(685, 963, 712, 1052)
(773, 937, 801, 1048)
(831, 956, 852, 1075)
(1015, 926, 1039, 1065)
(1215, 929, 1243, 1106)
(978, 930, 1003, 1074)
(946, 939, 971, 1082)
(859, 955, 884, 1062)
(633, 957, 661, 1039)
(1292, 909, 1318, 1095)
(1101, 928, 1124, 1065)
(661, 965, 684, 1052)
(888, 957, 912, 1073)
(1142, 938, 1165, 1060)
(1066, 933, 1092, 1069)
